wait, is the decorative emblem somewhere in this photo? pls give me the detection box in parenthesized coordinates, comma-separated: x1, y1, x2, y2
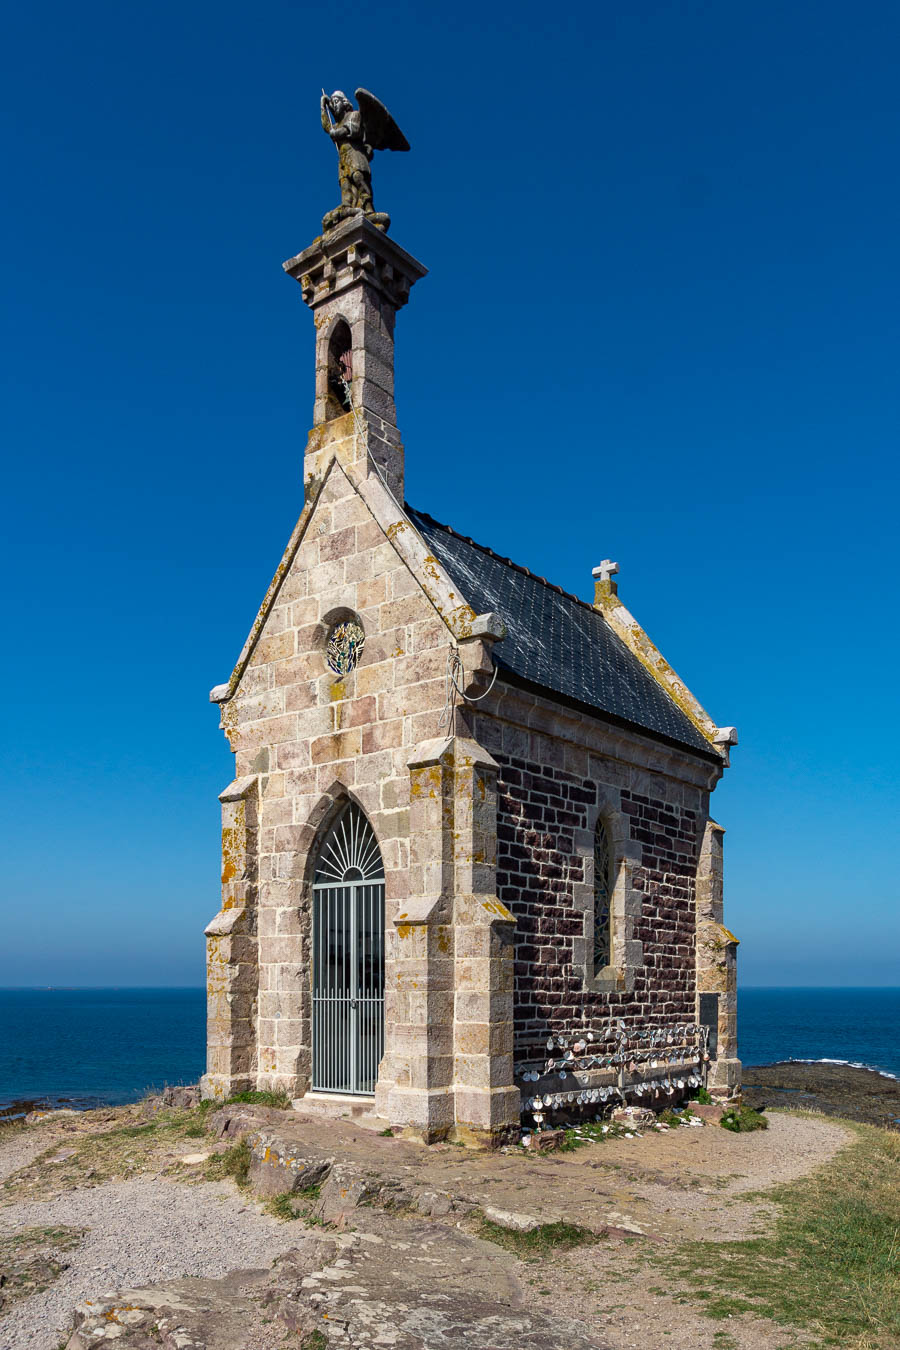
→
(325, 619, 365, 676)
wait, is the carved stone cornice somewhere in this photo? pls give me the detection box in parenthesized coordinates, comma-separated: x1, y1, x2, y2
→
(283, 214, 427, 312)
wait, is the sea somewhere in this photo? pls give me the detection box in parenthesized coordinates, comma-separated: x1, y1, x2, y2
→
(1, 986, 898, 1115)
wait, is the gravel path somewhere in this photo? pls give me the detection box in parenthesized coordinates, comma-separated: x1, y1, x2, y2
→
(721, 1110, 851, 1192)
(0, 1177, 302, 1350)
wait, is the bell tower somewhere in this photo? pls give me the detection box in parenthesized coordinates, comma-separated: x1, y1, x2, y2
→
(283, 215, 427, 503)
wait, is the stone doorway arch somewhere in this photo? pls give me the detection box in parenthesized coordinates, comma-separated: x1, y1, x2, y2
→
(311, 801, 385, 1096)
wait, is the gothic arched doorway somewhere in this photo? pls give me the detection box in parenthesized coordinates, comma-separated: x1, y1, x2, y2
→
(312, 802, 385, 1095)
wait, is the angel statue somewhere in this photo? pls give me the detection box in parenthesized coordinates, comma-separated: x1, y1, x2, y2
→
(320, 88, 409, 234)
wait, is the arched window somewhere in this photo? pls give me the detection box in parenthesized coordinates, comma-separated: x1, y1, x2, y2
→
(593, 818, 612, 974)
(325, 321, 353, 420)
(314, 802, 383, 884)
(311, 803, 384, 1095)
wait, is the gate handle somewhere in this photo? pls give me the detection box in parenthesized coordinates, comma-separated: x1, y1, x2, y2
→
(350, 998, 359, 1009)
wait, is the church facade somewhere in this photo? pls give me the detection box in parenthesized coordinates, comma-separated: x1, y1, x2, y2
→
(201, 213, 741, 1144)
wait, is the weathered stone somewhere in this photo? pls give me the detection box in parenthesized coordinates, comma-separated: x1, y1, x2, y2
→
(416, 1188, 453, 1217)
(687, 1100, 726, 1123)
(247, 1131, 333, 1197)
(312, 1164, 376, 1225)
(161, 1084, 200, 1110)
(531, 1128, 566, 1153)
(64, 1269, 273, 1350)
(482, 1204, 542, 1232)
(66, 1215, 606, 1349)
(23, 1108, 79, 1124)
(206, 1103, 288, 1140)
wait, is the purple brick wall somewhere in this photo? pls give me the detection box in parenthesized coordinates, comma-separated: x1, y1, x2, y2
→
(493, 751, 699, 1059)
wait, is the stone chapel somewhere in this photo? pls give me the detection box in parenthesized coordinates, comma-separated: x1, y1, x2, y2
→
(201, 203, 742, 1144)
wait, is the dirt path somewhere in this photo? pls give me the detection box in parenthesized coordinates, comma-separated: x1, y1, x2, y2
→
(0, 1106, 852, 1350)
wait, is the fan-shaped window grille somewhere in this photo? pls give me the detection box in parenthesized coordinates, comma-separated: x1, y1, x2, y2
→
(593, 819, 612, 974)
(314, 803, 384, 885)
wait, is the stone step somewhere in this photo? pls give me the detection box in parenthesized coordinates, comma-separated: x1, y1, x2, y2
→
(291, 1091, 387, 1129)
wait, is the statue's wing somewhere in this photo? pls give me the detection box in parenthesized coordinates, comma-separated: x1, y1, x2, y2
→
(355, 88, 410, 152)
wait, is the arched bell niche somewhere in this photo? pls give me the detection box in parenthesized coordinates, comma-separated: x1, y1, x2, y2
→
(325, 319, 353, 420)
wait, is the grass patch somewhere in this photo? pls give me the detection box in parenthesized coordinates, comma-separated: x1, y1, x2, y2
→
(223, 1090, 292, 1110)
(545, 1120, 631, 1152)
(653, 1121, 900, 1347)
(285, 1180, 328, 1226)
(477, 1216, 599, 1257)
(264, 1191, 298, 1221)
(301, 1332, 328, 1350)
(695, 1086, 714, 1105)
(0, 1117, 28, 1144)
(0, 1225, 84, 1308)
(719, 1105, 767, 1133)
(263, 1181, 329, 1225)
(658, 1109, 688, 1128)
(2, 1108, 212, 1200)
(205, 1137, 251, 1188)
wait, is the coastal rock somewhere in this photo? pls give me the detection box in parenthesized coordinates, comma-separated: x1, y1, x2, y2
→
(742, 1062, 900, 1130)
(23, 1108, 80, 1124)
(161, 1085, 200, 1110)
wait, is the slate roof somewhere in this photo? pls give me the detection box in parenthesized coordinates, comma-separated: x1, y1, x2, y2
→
(406, 506, 716, 759)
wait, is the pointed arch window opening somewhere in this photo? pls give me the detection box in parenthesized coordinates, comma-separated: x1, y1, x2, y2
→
(312, 803, 385, 1096)
(325, 321, 353, 420)
(314, 803, 384, 886)
(593, 819, 612, 974)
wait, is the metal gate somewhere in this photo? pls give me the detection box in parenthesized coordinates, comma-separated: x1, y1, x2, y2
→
(311, 804, 385, 1095)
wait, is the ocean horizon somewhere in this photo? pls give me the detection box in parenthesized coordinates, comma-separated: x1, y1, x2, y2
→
(2, 985, 898, 1113)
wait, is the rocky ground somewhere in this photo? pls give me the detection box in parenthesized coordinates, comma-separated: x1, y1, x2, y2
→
(0, 1088, 856, 1350)
(742, 1060, 900, 1129)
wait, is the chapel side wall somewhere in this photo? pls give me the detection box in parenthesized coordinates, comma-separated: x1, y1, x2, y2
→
(218, 460, 452, 1097)
(467, 684, 720, 1063)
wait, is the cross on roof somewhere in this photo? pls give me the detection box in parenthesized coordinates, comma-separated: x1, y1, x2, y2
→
(591, 560, 620, 583)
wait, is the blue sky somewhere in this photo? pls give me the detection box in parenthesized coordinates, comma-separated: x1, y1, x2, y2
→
(1, 0, 897, 987)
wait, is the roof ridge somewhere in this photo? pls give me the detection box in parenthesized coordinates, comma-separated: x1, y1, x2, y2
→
(406, 503, 600, 618)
